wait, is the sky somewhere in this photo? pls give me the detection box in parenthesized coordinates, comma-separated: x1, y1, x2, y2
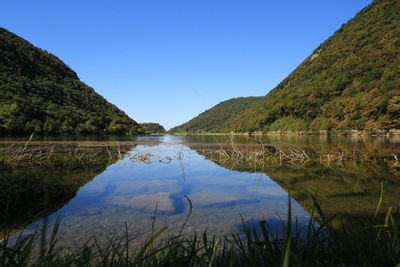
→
(0, 0, 372, 130)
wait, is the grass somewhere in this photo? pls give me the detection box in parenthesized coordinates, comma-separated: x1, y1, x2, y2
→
(1, 194, 399, 267)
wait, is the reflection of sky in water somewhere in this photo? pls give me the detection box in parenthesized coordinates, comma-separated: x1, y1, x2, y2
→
(132, 134, 188, 144)
(24, 142, 309, 247)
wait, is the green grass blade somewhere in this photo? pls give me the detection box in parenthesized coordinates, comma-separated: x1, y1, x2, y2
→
(281, 193, 292, 267)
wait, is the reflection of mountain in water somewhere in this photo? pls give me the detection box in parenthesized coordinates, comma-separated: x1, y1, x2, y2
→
(191, 144, 400, 227)
(0, 147, 131, 236)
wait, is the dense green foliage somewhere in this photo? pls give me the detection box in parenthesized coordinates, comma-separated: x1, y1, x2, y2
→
(0, 28, 143, 135)
(169, 97, 262, 133)
(139, 122, 166, 134)
(174, 0, 400, 133)
(226, 0, 400, 133)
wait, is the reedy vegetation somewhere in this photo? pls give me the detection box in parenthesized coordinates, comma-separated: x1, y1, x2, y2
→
(1, 144, 125, 167)
(201, 136, 399, 169)
(0, 142, 130, 169)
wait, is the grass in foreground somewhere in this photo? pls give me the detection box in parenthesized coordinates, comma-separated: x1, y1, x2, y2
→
(1, 195, 400, 267)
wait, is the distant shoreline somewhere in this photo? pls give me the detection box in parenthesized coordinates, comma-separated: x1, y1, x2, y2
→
(170, 129, 400, 137)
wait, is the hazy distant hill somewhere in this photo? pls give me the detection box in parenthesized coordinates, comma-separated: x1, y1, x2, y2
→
(226, 0, 400, 133)
(0, 28, 143, 135)
(170, 97, 262, 133)
(139, 122, 166, 134)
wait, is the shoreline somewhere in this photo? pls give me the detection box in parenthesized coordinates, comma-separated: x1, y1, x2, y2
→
(170, 130, 400, 137)
(169, 129, 400, 136)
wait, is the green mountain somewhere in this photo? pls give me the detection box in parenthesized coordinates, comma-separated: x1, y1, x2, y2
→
(226, 0, 400, 133)
(174, 0, 399, 134)
(139, 122, 166, 134)
(0, 28, 143, 135)
(170, 97, 262, 133)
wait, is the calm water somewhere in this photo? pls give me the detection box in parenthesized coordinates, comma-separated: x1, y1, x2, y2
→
(1, 134, 399, 248)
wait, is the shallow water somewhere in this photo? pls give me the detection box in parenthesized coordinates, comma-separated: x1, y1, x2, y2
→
(1, 134, 399, 248)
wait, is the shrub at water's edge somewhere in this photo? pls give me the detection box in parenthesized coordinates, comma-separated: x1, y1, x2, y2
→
(0, 28, 143, 136)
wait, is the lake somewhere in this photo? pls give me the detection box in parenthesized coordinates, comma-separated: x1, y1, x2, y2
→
(1, 134, 399, 248)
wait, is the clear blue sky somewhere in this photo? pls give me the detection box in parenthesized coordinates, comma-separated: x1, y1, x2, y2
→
(0, 0, 372, 130)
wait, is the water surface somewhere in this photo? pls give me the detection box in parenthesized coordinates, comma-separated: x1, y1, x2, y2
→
(1, 134, 399, 248)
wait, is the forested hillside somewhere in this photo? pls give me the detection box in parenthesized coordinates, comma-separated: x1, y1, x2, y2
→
(139, 123, 166, 134)
(170, 97, 261, 133)
(226, 0, 400, 133)
(0, 28, 143, 135)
